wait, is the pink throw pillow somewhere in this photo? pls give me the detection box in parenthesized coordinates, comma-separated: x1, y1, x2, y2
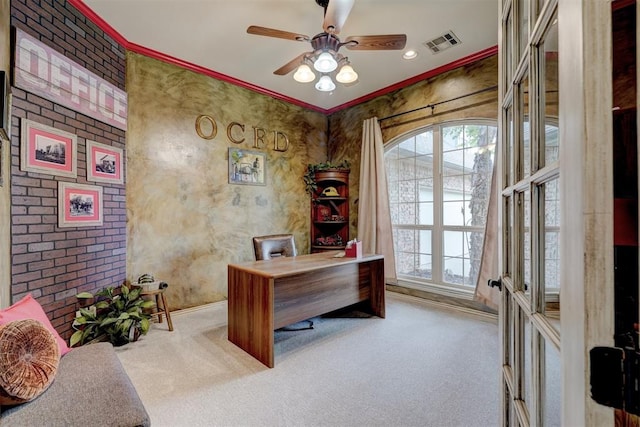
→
(0, 294, 71, 355)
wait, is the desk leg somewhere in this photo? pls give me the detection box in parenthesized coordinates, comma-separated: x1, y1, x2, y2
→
(228, 266, 275, 368)
(368, 258, 386, 318)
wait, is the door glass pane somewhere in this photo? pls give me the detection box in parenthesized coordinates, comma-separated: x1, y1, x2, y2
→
(543, 178, 561, 331)
(542, 15, 559, 166)
(544, 340, 561, 426)
(505, 195, 513, 277)
(519, 0, 530, 56)
(523, 190, 532, 296)
(507, 106, 515, 186)
(505, 8, 513, 84)
(521, 75, 531, 178)
(523, 316, 532, 417)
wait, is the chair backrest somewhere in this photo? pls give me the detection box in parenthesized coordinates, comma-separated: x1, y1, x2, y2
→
(252, 234, 297, 260)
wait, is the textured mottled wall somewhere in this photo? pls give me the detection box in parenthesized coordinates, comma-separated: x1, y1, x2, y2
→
(328, 55, 498, 238)
(126, 53, 327, 310)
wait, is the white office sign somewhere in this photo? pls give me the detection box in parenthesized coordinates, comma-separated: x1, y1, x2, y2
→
(14, 29, 127, 131)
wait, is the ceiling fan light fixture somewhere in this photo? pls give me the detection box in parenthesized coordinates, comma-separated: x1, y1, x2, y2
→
(336, 64, 358, 84)
(315, 75, 336, 92)
(313, 51, 338, 72)
(293, 64, 316, 83)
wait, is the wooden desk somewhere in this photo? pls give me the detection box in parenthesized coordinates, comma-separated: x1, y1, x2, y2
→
(227, 251, 385, 368)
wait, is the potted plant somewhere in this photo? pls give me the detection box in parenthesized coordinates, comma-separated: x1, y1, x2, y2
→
(303, 159, 350, 196)
(70, 283, 156, 347)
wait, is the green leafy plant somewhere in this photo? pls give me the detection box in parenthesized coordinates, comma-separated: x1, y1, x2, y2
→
(303, 159, 350, 196)
(70, 283, 156, 347)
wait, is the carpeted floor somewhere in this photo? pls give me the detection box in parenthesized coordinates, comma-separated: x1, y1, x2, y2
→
(115, 292, 500, 427)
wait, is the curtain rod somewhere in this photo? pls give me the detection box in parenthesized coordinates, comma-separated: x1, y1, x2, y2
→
(377, 85, 498, 122)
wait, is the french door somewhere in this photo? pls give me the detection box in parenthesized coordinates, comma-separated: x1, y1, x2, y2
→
(498, 0, 616, 425)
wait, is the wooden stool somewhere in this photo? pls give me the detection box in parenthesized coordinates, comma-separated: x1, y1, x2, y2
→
(140, 287, 173, 331)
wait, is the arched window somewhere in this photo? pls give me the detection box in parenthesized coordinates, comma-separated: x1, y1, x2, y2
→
(384, 120, 497, 293)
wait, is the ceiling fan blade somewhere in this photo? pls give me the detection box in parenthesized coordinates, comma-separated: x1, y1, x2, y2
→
(323, 0, 355, 34)
(274, 52, 311, 75)
(344, 34, 407, 50)
(247, 26, 310, 42)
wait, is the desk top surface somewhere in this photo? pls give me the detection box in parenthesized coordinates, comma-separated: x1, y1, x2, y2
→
(228, 251, 383, 279)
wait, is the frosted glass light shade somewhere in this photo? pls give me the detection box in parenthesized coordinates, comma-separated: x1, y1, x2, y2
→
(336, 64, 358, 83)
(293, 64, 316, 83)
(315, 75, 336, 92)
(313, 52, 338, 73)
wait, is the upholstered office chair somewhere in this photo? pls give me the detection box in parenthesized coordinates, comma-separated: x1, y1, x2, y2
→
(252, 234, 297, 261)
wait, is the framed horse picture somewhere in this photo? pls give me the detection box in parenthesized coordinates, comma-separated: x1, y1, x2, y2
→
(228, 148, 266, 186)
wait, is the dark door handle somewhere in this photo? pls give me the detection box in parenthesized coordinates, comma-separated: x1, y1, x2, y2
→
(488, 278, 502, 291)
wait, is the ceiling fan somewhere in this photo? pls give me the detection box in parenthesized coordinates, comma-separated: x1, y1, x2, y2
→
(247, 0, 407, 91)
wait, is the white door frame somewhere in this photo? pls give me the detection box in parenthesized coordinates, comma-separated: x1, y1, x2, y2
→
(558, 0, 615, 425)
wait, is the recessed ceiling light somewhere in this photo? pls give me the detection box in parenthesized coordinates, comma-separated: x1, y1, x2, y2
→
(403, 50, 418, 60)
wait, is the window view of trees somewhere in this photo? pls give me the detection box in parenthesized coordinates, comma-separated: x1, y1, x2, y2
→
(385, 122, 497, 290)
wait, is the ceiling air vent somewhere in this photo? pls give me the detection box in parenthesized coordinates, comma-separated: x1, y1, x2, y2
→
(424, 31, 461, 54)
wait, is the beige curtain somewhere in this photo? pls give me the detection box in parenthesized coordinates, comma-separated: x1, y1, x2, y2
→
(473, 162, 500, 309)
(357, 118, 396, 280)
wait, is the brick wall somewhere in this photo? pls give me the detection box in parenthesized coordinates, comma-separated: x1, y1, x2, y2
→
(10, 0, 126, 340)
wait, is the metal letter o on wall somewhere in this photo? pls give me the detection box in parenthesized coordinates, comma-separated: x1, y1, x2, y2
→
(195, 115, 217, 140)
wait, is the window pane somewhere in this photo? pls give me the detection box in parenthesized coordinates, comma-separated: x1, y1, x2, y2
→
(416, 154, 433, 178)
(443, 125, 463, 151)
(388, 181, 399, 203)
(444, 230, 464, 258)
(416, 131, 433, 155)
(443, 150, 465, 176)
(418, 178, 433, 202)
(395, 229, 432, 281)
(443, 201, 465, 226)
(396, 228, 415, 252)
(418, 230, 432, 280)
(399, 203, 416, 224)
(418, 202, 433, 225)
(389, 202, 399, 223)
(397, 251, 416, 276)
(419, 229, 432, 254)
(443, 176, 464, 201)
(398, 137, 415, 158)
(400, 179, 416, 203)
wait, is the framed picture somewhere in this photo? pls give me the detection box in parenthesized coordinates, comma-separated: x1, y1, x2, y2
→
(86, 140, 124, 184)
(21, 119, 77, 178)
(58, 182, 103, 228)
(228, 148, 266, 186)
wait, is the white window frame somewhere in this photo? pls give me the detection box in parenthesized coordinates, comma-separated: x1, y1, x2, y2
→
(385, 119, 497, 299)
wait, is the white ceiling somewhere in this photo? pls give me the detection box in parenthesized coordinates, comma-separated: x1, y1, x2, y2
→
(80, 0, 498, 112)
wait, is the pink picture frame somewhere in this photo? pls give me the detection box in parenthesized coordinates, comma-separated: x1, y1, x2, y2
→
(86, 140, 124, 184)
(20, 119, 77, 178)
(58, 182, 103, 228)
